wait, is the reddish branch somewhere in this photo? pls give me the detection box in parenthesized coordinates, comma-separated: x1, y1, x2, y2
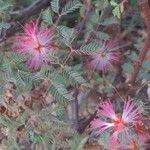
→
(128, 0, 150, 86)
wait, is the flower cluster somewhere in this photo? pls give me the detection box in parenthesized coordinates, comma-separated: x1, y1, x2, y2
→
(14, 20, 122, 73)
(14, 20, 57, 69)
(90, 98, 149, 149)
(88, 39, 121, 73)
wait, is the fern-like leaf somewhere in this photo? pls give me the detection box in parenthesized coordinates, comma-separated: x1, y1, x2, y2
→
(77, 42, 100, 55)
(29, 132, 45, 143)
(0, 1, 12, 14)
(6, 52, 27, 63)
(42, 8, 53, 25)
(0, 115, 13, 127)
(96, 31, 110, 40)
(70, 133, 88, 150)
(62, 66, 86, 86)
(61, 0, 82, 15)
(49, 82, 74, 104)
(0, 22, 10, 29)
(15, 71, 32, 91)
(1, 57, 12, 78)
(51, 0, 60, 13)
(58, 25, 77, 47)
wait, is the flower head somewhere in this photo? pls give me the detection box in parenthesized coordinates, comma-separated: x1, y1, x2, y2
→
(88, 39, 121, 73)
(122, 100, 143, 124)
(90, 98, 143, 148)
(118, 133, 149, 150)
(14, 20, 56, 69)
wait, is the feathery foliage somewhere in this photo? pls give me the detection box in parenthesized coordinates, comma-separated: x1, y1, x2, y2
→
(49, 82, 74, 104)
(51, 0, 60, 14)
(0, 22, 10, 29)
(70, 134, 88, 150)
(78, 42, 101, 55)
(58, 25, 77, 47)
(62, 65, 86, 86)
(0, 0, 149, 149)
(42, 8, 53, 25)
(61, 0, 82, 15)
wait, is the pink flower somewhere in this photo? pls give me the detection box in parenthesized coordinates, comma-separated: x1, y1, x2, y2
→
(118, 134, 149, 150)
(14, 20, 57, 69)
(134, 120, 149, 143)
(88, 39, 121, 73)
(90, 98, 143, 148)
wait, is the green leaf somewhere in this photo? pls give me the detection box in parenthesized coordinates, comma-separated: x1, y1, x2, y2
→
(98, 132, 111, 149)
(128, 51, 138, 61)
(122, 63, 133, 73)
(111, 1, 124, 18)
(32, 69, 45, 81)
(29, 132, 45, 143)
(1, 57, 12, 77)
(42, 8, 53, 25)
(78, 42, 101, 55)
(128, 0, 138, 10)
(15, 71, 32, 91)
(6, 52, 27, 63)
(139, 70, 150, 80)
(0, 84, 4, 95)
(112, 5, 121, 18)
(0, 1, 12, 13)
(16, 73, 26, 89)
(62, 66, 86, 86)
(89, 13, 100, 24)
(0, 22, 10, 29)
(79, 5, 86, 17)
(0, 115, 13, 127)
(142, 60, 150, 69)
(110, 0, 117, 6)
(19, 112, 29, 124)
(47, 69, 68, 86)
(61, 0, 82, 15)
(70, 133, 88, 150)
(2, 131, 20, 150)
(58, 25, 77, 46)
(51, 0, 60, 13)
(55, 105, 66, 118)
(49, 82, 74, 105)
(96, 31, 110, 40)
(100, 17, 118, 25)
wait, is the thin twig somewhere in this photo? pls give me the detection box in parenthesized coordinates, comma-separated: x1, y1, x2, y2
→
(112, 86, 125, 101)
(78, 111, 97, 133)
(73, 88, 80, 131)
(74, 0, 92, 47)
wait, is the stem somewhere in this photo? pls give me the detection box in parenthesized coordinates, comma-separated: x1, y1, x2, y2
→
(73, 88, 80, 131)
(52, 15, 62, 30)
(78, 111, 97, 133)
(112, 86, 125, 101)
(74, 0, 92, 45)
(128, 0, 150, 86)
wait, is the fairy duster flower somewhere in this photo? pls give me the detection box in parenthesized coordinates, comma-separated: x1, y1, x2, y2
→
(88, 39, 121, 73)
(90, 98, 143, 148)
(118, 134, 149, 150)
(14, 20, 56, 69)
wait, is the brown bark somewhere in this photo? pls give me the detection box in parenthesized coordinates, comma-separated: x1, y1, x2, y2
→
(128, 0, 150, 86)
